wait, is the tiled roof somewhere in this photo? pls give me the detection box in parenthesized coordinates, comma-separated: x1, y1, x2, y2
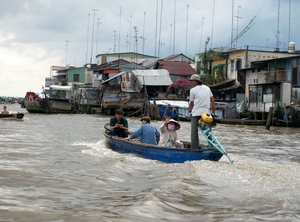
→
(155, 61, 197, 76)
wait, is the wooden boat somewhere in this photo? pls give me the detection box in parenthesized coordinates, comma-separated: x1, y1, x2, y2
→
(22, 88, 74, 114)
(214, 118, 266, 125)
(0, 113, 24, 120)
(103, 124, 223, 163)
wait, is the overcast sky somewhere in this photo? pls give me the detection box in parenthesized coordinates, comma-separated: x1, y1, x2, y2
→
(0, 0, 299, 97)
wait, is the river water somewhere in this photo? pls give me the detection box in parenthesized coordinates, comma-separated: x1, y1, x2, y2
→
(1, 104, 299, 222)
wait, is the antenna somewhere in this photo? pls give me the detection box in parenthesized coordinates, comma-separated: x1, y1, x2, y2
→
(90, 9, 98, 64)
(185, 4, 189, 55)
(85, 13, 90, 64)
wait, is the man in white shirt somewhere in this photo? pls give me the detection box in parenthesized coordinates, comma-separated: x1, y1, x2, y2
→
(189, 74, 215, 150)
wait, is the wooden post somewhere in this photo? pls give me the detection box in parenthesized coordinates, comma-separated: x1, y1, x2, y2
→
(283, 103, 288, 127)
(266, 107, 273, 130)
(162, 104, 170, 120)
(152, 99, 161, 120)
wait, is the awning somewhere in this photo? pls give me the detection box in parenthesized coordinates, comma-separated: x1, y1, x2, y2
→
(212, 84, 241, 91)
(49, 85, 73, 91)
(209, 79, 235, 88)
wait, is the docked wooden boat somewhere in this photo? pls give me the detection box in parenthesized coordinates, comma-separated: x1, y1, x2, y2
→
(150, 99, 190, 121)
(103, 124, 223, 163)
(0, 113, 24, 120)
(214, 118, 266, 125)
(22, 87, 74, 114)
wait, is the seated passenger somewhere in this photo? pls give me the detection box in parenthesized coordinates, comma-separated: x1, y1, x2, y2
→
(109, 109, 129, 138)
(158, 117, 184, 148)
(1, 106, 9, 114)
(125, 116, 160, 145)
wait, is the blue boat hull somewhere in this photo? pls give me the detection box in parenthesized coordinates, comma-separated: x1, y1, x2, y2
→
(104, 132, 223, 163)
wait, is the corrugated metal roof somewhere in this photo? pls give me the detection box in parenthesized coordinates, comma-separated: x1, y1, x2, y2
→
(132, 69, 173, 86)
(155, 61, 197, 76)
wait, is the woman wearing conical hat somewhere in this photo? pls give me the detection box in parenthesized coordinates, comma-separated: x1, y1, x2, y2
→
(158, 117, 184, 149)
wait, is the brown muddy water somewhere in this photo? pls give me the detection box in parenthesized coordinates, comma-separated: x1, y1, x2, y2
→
(0, 104, 299, 222)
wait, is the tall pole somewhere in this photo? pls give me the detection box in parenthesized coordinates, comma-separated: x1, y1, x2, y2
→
(173, 0, 176, 54)
(65, 40, 70, 66)
(85, 13, 90, 64)
(288, 0, 291, 43)
(276, 0, 280, 51)
(158, 0, 163, 58)
(169, 24, 172, 55)
(96, 18, 101, 64)
(118, 6, 122, 53)
(185, 4, 189, 55)
(155, 0, 158, 57)
(142, 12, 146, 55)
(231, 0, 234, 48)
(129, 15, 132, 52)
(235, 6, 242, 48)
(90, 9, 98, 64)
(199, 17, 204, 52)
(113, 30, 116, 53)
(210, 0, 215, 49)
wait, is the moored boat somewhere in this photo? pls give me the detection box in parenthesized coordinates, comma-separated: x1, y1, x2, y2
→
(22, 86, 74, 114)
(214, 118, 267, 125)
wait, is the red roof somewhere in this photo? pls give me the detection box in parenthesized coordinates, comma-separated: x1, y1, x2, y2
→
(155, 61, 197, 76)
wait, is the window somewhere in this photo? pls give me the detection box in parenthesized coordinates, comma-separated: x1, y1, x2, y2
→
(236, 60, 242, 70)
(73, 74, 79, 82)
(230, 60, 234, 71)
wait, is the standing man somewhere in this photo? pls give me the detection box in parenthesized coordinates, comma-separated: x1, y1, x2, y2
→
(110, 109, 129, 138)
(125, 116, 160, 145)
(189, 74, 215, 150)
